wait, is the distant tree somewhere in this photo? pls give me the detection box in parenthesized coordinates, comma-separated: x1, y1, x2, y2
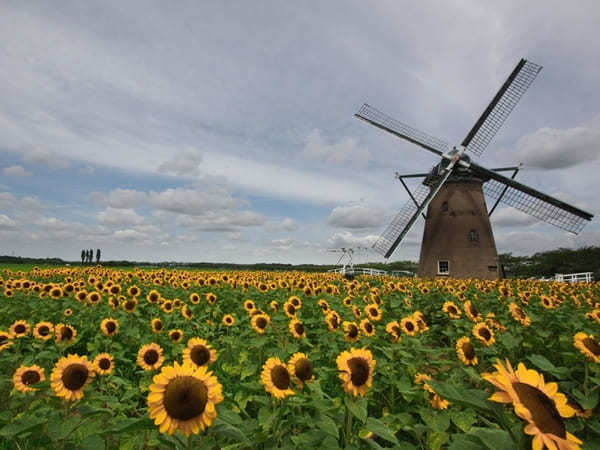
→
(96, 249, 101, 264)
(81, 250, 85, 265)
(88, 249, 93, 264)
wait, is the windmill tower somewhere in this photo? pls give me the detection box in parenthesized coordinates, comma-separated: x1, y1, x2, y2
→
(355, 59, 593, 280)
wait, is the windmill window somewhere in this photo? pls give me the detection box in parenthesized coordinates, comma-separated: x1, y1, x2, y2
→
(437, 260, 449, 275)
(441, 201, 448, 212)
(468, 229, 479, 242)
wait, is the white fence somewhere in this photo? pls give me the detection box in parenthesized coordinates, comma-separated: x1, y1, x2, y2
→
(327, 267, 412, 277)
(553, 272, 593, 283)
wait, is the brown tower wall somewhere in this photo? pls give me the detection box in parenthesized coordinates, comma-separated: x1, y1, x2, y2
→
(417, 180, 502, 280)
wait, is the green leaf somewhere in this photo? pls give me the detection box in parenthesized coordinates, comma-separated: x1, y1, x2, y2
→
(451, 410, 477, 432)
(526, 354, 569, 378)
(0, 417, 45, 438)
(317, 415, 339, 439)
(427, 431, 449, 450)
(448, 435, 486, 450)
(103, 417, 155, 435)
(573, 389, 599, 410)
(467, 427, 515, 450)
(427, 381, 494, 413)
(344, 396, 367, 424)
(419, 409, 450, 434)
(240, 363, 257, 380)
(212, 418, 250, 444)
(365, 417, 398, 445)
(80, 435, 106, 450)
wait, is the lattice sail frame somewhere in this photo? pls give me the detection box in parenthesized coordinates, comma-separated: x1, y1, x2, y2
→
(462, 59, 542, 157)
(483, 179, 588, 233)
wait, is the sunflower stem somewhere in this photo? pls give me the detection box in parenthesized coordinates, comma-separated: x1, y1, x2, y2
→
(343, 402, 353, 447)
(584, 360, 590, 398)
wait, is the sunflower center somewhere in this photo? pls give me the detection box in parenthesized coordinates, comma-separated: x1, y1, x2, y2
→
(294, 322, 304, 335)
(62, 364, 89, 391)
(295, 359, 313, 382)
(583, 337, 600, 356)
(106, 322, 116, 333)
(171, 332, 181, 341)
(478, 327, 491, 340)
(61, 327, 73, 340)
(38, 326, 50, 336)
(271, 365, 291, 390)
(348, 357, 369, 387)
(364, 322, 373, 333)
(448, 306, 457, 314)
(287, 305, 296, 315)
(98, 358, 111, 370)
(126, 301, 136, 310)
(144, 350, 160, 365)
(0, 335, 7, 343)
(22, 370, 41, 385)
(512, 382, 565, 438)
(405, 322, 414, 332)
(154, 321, 163, 330)
(462, 341, 475, 359)
(348, 325, 358, 338)
(256, 317, 267, 329)
(190, 346, 210, 366)
(469, 304, 478, 317)
(163, 376, 208, 421)
(15, 324, 26, 334)
(392, 326, 400, 335)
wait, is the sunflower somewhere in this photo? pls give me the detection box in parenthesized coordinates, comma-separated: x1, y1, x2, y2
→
(463, 301, 481, 322)
(325, 310, 340, 332)
(86, 291, 102, 305)
(151, 318, 164, 333)
(127, 285, 140, 297)
(342, 296, 353, 307)
(343, 321, 360, 343)
(540, 295, 555, 309)
(250, 313, 271, 334)
(183, 338, 218, 368)
(288, 296, 302, 308)
(0, 331, 13, 352)
(283, 301, 297, 318)
(147, 361, 223, 436)
(456, 337, 478, 366)
(359, 318, 376, 337)
(93, 353, 115, 375)
(288, 353, 314, 388)
(384, 321, 401, 343)
(261, 357, 295, 399)
(336, 348, 375, 397)
(472, 322, 495, 346)
(49, 285, 64, 299)
(243, 299, 255, 313)
(51, 354, 95, 401)
(13, 365, 45, 393)
(100, 318, 119, 337)
(169, 329, 184, 343)
(33, 321, 54, 341)
(147, 289, 161, 304)
(123, 297, 138, 313)
(75, 290, 88, 302)
(222, 314, 235, 327)
(9, 320, 30, 338)
(574, 332, 600, 364)
(412, 311, 429, 332)
(289, 319, 306, 339)
(430, 393, 451, 410)
(317, 299, 329, 314)
(483, 359, 581, 450)
(364, 304, 382, 322)
(400, 317, 418, 337)
(442, 301, 462, 319)
(138, 343, 165, 371)
(54, 323, 77, 343)
(181, 305, 193, 320)
(189, 293, 200, 304)
(205, 293, 217, 305)
(108, 296, 120, 309)
(507, 302, 531, 327)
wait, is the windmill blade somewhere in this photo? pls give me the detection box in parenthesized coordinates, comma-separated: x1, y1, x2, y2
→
(373, 167, 455, 258)
(355, 103, 449, 157)
(470, 163, 593, 233)
(462, 59, 542, 157)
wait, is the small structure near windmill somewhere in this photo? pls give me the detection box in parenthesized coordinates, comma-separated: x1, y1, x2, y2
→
(355, 59, 593, 280)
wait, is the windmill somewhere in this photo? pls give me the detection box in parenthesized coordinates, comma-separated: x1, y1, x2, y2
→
(355, 59, 593, 280)
(327, 247, 369, 279)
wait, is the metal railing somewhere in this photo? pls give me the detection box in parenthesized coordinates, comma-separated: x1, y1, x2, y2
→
(327, 267, 412, 277)
(554, 272, 593, 283)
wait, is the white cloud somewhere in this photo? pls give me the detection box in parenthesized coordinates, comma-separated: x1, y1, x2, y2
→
(97, 207, 145, 226)
(301, 129, 370, 168)
(175, 210, 265, 231)
(0, 214, 17, 228)
(21, 147, 71, 169)
(148, 187, 243, 215)
(517, 116, 600, 170)
(91, 188, 148, 209)
(327, 204, 386, 229)
(491, 207, 538, 228)
(265, 217, 298, 232)
(2, 165, 31, 176)
(327, 231, 379, 248)
(158, 147, 203, 177)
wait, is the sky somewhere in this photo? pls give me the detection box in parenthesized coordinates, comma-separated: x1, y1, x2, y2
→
(1, 1, 599, 264)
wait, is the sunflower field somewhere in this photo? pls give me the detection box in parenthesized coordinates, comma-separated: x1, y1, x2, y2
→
(1, 266, 600, 449)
